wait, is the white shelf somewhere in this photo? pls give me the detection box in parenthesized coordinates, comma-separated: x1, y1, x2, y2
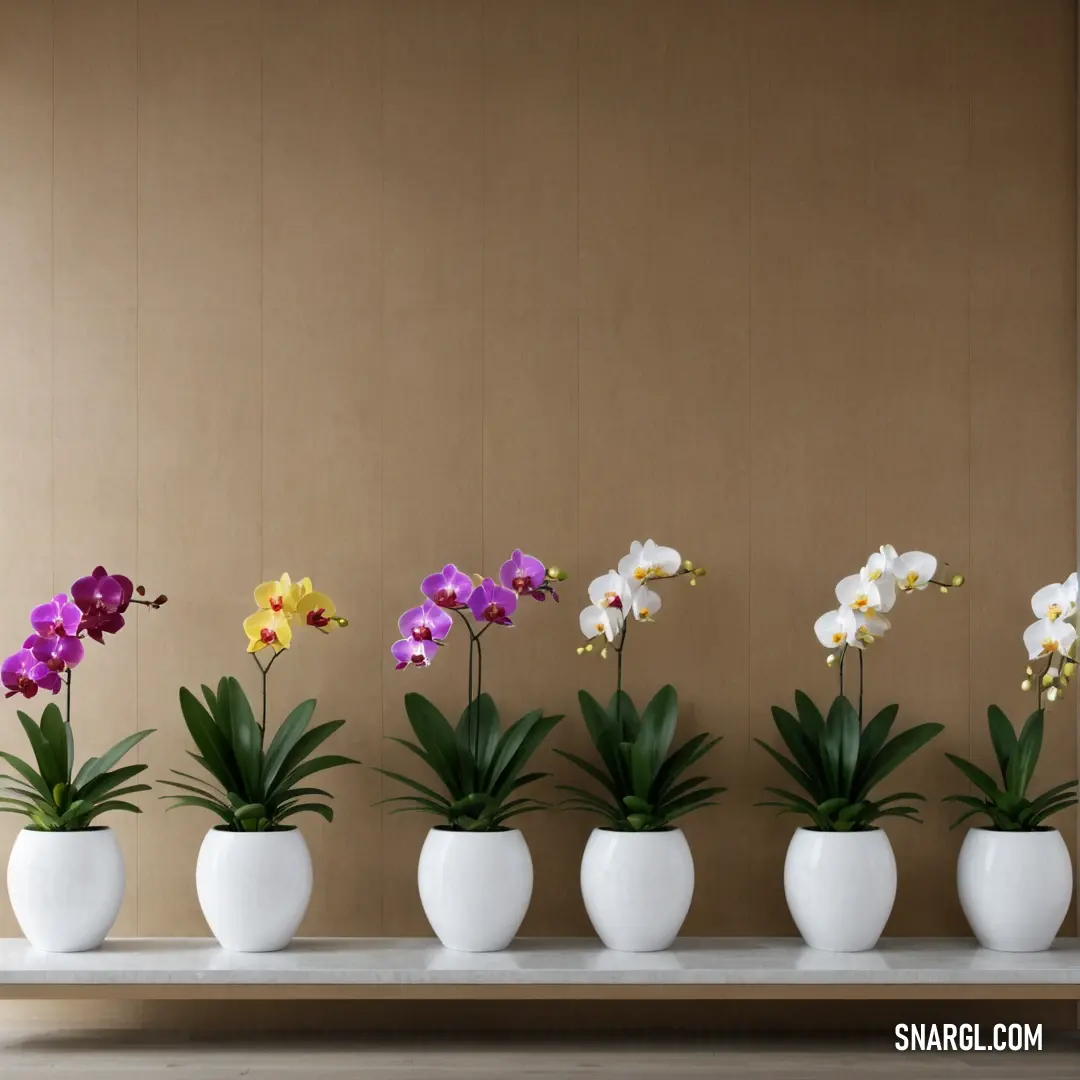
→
(1, 937, 1079, 1000)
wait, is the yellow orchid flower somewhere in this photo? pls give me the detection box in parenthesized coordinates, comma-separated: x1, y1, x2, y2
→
(253, 573, 311, 618)
(244, 608, 293, 653)
(297, 590, 342, 633)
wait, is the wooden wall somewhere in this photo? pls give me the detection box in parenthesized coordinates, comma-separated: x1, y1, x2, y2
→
(0, 0, 1075, 945)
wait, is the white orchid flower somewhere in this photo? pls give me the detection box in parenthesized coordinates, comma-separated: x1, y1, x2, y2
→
(863, 547, 898, 612)
(835, 570, 884, 617)
(579, 604, 623, 643)
(893, 550, 937, 592)
(852, 611, 890, 648)
(814, 605, 858, 649)
(588, 570, 633, 614)
(1023, 618, 1077, 661)
(1031, 579, 1079, 623)
(1066, 572, 1079, 612)
(631, 585, 662, 622)
(617, 539, 682, 588)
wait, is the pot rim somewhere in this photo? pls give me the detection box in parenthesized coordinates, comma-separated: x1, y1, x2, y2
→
(18, 824, 113, 835)
(428, 824, 522, 836)
(592, 825, 684, 836)
(208, 823, 299, 835)
(793, 825, 885, 835)
(963, 824, 1060, 836)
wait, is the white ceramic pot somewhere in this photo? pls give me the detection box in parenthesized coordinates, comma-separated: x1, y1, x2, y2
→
(7, 827, 125, 952)
(784, 827, 897, 952)
(417, 827, 533, 952)
(957, 827, 1073, 952)
(580, 828, 695, 952)
(196, 827, 313, 952)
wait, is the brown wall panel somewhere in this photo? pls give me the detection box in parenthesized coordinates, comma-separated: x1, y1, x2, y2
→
(134, 0, 264, 934)
(52, 0, 139, 934)
(262, 0, 384, 934)
(0, 0, 53, 936)
(0, 0, 1074, 963)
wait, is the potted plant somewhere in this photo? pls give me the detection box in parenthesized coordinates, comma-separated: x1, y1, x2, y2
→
(756, 545, 963, 952)
(162, 573, 357, 952)
(1, 568, 166, 951)
(380, 551, 564, 952)
(945, 573, 1078, 952)
(559, 540, 722, 952)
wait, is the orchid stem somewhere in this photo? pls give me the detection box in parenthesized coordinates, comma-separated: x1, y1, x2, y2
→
(1037, 654, 1055, 710)
(857, 648, 864, 728)
(252, 648, 283, 744)
(451, 607, 482, 768)
(614, 620, 628, 732)
(64, 670, 71, 728)
(838, 647, 845, 700)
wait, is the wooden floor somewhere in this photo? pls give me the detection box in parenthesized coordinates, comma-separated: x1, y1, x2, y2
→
(0, 1034, 1078, 1079)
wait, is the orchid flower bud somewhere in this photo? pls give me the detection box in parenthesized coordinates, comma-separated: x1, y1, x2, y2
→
(951, 574, 965, 587)
(826, 653, 836, 667)
(1042, 673, 1055, 688)
(1065, 662, 1077, 679)
(1021, 679, 1032, 692)
(576, 646, 584, 656)
(683, 559, 693, 571)
(939, 586, 948, 594)
(1047, 686, 1060, 703)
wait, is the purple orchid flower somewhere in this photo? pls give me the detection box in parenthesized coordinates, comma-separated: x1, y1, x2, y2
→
(31, 593, 83, 640)
(2, 649, 40, 699)
(72, 566, 134, 642)
(391, 637, 438, 670)
(28, 661, 62, 695)
(398, 600, 452, 644)
(467, 578, 517, 626)
(499, 549, 548, 602)
(421, 564, 474, 609)
(29, 632, 84, 672)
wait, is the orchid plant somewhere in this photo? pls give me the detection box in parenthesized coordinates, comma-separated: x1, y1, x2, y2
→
(944, 573, 1079, 831)
(162, 573, 357, 831)
(756, 545, 963, 831)
(557, 540, 723, 831)
(377, 551, 565, 832)
(0, 568, 166, 831)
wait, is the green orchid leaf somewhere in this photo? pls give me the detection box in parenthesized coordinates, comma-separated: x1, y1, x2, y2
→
(16, 712, 61, 791)
(754, 738, 817, 800)
(458, 694, 501, 780)
(986, 704, 1017, 784)
(262, 698, 317, 791)
(1006, 709, 1043, 798)
(404, 693, 463, 798)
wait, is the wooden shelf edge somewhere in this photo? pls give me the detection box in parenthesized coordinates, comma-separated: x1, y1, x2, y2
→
(1, 983, 1077, 1001)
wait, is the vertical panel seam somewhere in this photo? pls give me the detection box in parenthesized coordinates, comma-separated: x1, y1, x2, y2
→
(745, 0, 755, 935)
(575, 0, 581, 591)
(50, 0, 56, 598)
(378, 0, 386, 937)
(259, 0, 265, 592)
(134, 0, 142, 940)
(480, 0, 486, 572)
(966, 4, 973, 771)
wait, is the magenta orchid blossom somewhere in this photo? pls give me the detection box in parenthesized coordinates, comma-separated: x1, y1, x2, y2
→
(468, 579, 518, 626)
(421, 564, 474, 610)
(3, 569, 166, 710)
(499, 548, 552, 602)
(398, 600, 453, 645)
(391, 550, 563, 674)
(390, 550, 566, 775)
